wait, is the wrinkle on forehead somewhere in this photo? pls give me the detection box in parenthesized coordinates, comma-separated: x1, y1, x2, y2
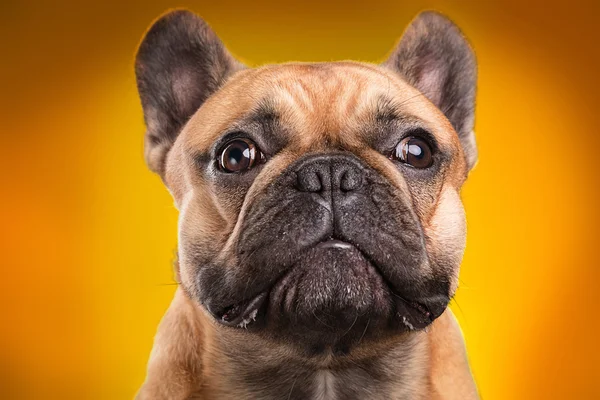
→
(178, 61, 460, 157)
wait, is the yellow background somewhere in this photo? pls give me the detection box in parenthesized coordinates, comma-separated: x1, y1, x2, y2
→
(1, 0, 599, 398)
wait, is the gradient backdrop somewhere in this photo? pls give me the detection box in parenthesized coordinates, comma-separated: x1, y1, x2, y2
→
(1, 0, 599, 398)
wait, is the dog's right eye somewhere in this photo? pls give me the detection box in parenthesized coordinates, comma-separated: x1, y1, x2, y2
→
(218, 138, 264, 173)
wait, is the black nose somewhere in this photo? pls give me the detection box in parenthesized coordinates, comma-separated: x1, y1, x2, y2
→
(295, 154, 364, 193)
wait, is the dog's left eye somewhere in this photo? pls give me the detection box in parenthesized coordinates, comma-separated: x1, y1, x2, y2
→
(218, 138, 263, 173)
(391, 137, 433, 168)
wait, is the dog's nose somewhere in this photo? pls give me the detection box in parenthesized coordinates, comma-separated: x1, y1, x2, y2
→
(295, 154, 364, 193)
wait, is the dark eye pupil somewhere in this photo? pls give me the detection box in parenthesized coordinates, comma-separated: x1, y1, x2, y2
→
(226, 146, 246, 166)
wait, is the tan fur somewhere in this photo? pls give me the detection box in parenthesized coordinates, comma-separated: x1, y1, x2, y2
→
(428, 309, 479, 400)
(137, 291, 477, 399)
(138, 62, 478, 399)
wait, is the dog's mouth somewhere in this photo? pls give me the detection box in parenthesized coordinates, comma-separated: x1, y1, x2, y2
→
(214, 240, 356, 328)
(217, 291, 269, 328)
(209, 239, 443, 332)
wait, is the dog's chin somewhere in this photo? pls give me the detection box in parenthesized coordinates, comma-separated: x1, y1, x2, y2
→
(210, 241, 445, 351)
(267, 241, 391, 329)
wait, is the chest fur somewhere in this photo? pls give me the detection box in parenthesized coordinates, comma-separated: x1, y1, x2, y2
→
(313, 370, 337, 400)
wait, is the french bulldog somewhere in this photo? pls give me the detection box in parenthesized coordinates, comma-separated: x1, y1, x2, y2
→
(134, 9, 479, 400)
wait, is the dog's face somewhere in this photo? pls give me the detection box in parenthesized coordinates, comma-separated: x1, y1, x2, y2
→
(136, 10, 477, 353)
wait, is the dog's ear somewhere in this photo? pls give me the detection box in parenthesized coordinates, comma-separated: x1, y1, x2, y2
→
(383, 11, 477, 170)
(135, 10, 245, 176)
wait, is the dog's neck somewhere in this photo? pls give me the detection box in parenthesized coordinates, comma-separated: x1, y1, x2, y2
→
(201, 320, 430, 400)
(138, 289, 477, 400)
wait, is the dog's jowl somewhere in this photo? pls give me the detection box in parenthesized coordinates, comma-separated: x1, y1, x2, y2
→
(135, 9, 479, 400)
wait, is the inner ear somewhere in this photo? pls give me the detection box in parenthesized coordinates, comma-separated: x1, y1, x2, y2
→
(383, 11, 478, 170)
(135, 10, 245, 176)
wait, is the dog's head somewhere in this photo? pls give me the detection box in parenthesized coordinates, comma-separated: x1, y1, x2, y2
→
(135, 10, 476, 353)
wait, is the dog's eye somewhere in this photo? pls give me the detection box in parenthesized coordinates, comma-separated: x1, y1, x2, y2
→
(218, 139, 262, 173)
(392, 137, 433, 168)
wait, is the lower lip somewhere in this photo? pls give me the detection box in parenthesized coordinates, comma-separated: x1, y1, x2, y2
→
(315, 239, 354, 250)
(215, 241, 355, 327)
(216, 240, 437, 330)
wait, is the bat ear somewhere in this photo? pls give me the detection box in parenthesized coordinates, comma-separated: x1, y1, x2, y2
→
(383, 11, 478, 170)
(135, 10, 245, 176)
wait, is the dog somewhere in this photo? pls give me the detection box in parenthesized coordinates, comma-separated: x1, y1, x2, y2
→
(134, 9, 479, 400)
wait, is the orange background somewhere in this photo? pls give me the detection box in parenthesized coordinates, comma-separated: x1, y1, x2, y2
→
(1, 0, 599, 398)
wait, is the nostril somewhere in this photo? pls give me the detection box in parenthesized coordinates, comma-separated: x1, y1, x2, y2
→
(296, 169, 323, 192)
(340, 168, 363, 192)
